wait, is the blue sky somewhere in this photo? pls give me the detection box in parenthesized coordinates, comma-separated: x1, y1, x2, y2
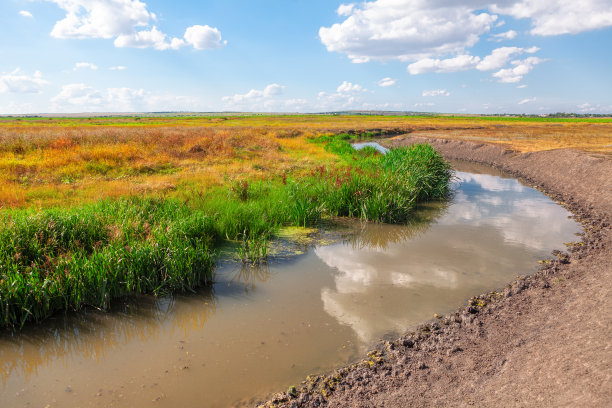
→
(1, 0, 611, 114)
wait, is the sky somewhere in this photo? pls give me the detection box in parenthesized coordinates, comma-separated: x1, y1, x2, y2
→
(1, 0, 611, 114)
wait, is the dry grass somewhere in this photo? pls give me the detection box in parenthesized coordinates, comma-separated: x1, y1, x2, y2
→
(406, 123, 612, 154)
(0, 125, 339, 208)
(0, 115, 610, 208)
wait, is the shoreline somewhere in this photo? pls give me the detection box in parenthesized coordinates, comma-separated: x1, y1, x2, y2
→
(257, 136, 611, 407)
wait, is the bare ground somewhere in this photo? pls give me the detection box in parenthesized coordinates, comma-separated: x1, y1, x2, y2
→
(258, 136, 612, 408)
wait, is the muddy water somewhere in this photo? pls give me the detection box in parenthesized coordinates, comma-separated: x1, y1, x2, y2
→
(0, 161, 581, 408)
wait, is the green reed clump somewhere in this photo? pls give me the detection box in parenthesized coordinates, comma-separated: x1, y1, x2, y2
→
(0, 135, 452, 328)
(380, 144, 453, 201)
(0, 197, 217, 327)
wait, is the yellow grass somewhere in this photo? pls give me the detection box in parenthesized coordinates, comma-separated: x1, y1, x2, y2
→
(0, 115, 610, 209)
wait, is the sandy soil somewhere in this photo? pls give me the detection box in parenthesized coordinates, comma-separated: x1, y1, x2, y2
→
(258, 136, 611, 408)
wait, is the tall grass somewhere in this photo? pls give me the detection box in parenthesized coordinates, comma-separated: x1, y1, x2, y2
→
(0, 133, 452, 328)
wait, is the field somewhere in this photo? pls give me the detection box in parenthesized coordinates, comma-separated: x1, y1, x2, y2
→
(1, 115, 610, 209)
(0, 114, 610, 328)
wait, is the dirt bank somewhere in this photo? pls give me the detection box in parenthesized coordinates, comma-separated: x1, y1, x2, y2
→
(258, 136, 612, 408)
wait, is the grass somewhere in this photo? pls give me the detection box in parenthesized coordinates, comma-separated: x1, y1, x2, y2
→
(1, 113, 610, 328)
(0, 124, 452, 328)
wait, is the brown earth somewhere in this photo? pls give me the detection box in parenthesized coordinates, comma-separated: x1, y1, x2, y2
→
(258, 136, 612, 408)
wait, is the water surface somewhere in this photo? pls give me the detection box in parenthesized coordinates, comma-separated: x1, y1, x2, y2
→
(0, 161, 581, 408)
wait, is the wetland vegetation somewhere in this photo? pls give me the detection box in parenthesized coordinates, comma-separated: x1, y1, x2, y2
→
(0, 117, 456, 328)
(1, 113, 610, 329)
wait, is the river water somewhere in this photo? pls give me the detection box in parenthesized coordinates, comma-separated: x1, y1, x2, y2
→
(0, 160, 581, 408)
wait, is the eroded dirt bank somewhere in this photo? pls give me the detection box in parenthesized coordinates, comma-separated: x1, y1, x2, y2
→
(258, 136, 611, 408)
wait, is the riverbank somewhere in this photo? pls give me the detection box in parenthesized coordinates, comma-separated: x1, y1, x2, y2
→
(259, 136, 611, 407)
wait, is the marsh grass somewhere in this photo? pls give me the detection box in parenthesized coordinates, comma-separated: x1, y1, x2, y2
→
(0, 129, 452, 328)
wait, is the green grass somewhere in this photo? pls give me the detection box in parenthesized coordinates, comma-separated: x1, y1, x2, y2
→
(0, 134, 452, 328)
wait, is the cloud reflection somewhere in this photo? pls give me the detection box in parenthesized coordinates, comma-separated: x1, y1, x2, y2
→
(316, 169, 580, 344)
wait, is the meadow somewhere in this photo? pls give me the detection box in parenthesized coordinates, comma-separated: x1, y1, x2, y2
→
(0, 114, 610, 328)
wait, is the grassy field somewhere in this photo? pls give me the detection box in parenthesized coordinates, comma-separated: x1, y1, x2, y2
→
(1, 115, 610, 208)
(0, 114, 610, 328)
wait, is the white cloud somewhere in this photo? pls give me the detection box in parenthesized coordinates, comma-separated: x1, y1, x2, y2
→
(48, 0, 224, 51)
(319, 1, 498, 63)
(114, 26, 184, 50)
(320, 1, 612, 69)
(377, 77, 397, 87)
(308, 82, 369, 110)
(476, 46, 528, 70)
(576, 103, 612, 114)
(51, 83, 200, 111)
(184, 25, 226, 49)
(49, 0, 152, 39)
(337, 4, 355, 16)
(221, 84, 315, 112)
(422, 89, 450, 97)
(517, 84, 528, 88)
(109, 65, 127, 70)
(19, 10, 33, 18)
(337, 81, 365, 93)
(414, 102, 435, 107)
(222, 84, 286, 104)
(262, 83, 284, 97)
(518, 96, 536, 105)
(408, 46, 540, 75)
(73, 62, 98, 70)
(408, 55, 481, 74)
(0, 69, 49, 93)
(492, 56, 544, 83)
(52, 83, 104, 106)
(490, 29, 518, 41)
(491, 0, 612, 36)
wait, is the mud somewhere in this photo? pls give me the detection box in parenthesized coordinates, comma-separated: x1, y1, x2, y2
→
(258, 136, 612, 408)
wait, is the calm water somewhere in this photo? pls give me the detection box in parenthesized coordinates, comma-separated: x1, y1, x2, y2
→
(0, 161, 581, 408)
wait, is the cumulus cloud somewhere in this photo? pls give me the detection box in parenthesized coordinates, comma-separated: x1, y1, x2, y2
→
(491, 0, 612, 36)
(47, 0, 224, 51)
(73, 62, 98, 70)
(316, 81, 372, 110)
(337, 81, 365, 93)
(337, 4, 355, 16)
(316, 92, 362, 111)
(0, 69, 49, 93)
(320, 0, 612, 72)
(221, 84, 314, 112)
(51, 83, 200, 111)
(19, 10, 33, 18)
(114, 26, 185, 50)
(377, 77, 397, 87)
(490, 29, 518, 41)
(320, 1, 498, 63)
(48, 0, 152, 39)
(408, 54, 481, 75)
(576, 103, 612, 114)
(222, 84, 285, 104)
(422, 89, 450, 97)
(492, 56, 544, 83)
(52, 83, 105, 106)
(408, 46, 539, 74)
(184, 25, 226, 50)
(109, 65, 127, 70)
(518, 96, 536, 105)
(476, 46, 535, 70)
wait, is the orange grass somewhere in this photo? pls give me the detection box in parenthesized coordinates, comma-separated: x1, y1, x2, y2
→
(0, 115, 610, 209)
